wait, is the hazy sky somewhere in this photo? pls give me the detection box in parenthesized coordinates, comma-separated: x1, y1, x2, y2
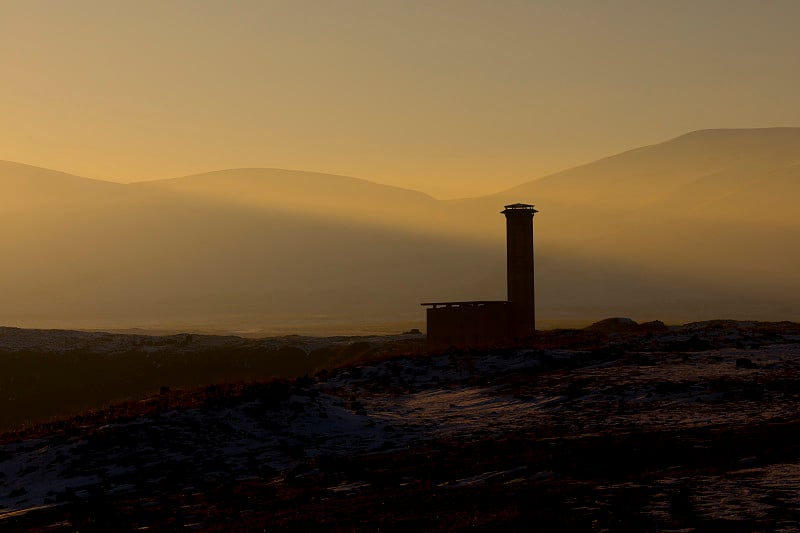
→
(2, 0, 798, 198)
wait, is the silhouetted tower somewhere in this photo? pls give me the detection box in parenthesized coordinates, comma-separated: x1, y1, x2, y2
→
(502, 203, 538, 339)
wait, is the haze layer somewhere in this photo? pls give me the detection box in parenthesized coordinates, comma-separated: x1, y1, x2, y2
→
(3, 128, 799, 332)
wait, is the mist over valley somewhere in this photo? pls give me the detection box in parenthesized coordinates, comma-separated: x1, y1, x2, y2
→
(3, 127, 799, 333)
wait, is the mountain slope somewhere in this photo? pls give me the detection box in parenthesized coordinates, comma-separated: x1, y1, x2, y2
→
(450, 128, 800, 321)
(507, 127, 800, 208)
(138, 167, 436, 206)
(134, 168, 454, 238)
(0, 161, 502, 330)
(2, 127, 799, 330)
(0, 160, 124, 213)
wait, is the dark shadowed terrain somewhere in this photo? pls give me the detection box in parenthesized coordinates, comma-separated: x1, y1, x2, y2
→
(2, 320, 800, 530)
(0, 326, 424, 433)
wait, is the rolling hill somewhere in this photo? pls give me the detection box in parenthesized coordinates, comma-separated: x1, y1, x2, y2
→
(2, 127, 799, 331)
(0, 163, 502, 332)
(467, 127, 800, 321)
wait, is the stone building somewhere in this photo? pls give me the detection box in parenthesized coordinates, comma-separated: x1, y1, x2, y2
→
(421, 203, 538, 350)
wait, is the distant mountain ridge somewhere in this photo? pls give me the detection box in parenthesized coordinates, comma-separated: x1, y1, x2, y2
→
(133, 167, 442, 234)
(505, 127, 800, 202)
(139, 167, 435, 200)
(0, 159, 121, 187)
(6, 126, 800, 204)
(2, 126, 799, 330)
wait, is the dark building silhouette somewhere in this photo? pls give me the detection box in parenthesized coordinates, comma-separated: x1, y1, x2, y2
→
(422, 203, 538, 350)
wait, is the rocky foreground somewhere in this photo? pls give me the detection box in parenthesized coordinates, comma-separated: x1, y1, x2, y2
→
(2, 320, 800, 531)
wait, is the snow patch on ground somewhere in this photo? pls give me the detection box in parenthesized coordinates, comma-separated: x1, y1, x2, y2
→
(3, 335, 800, 524)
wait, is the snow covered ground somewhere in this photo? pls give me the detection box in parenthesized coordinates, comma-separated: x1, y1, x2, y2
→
(2, 322, 800, 529)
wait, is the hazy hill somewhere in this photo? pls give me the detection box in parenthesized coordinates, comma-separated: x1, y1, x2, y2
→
(0, 160, 124, 214)
(138, 167, 435, 210)
(452, 128, 800, 321)
(2, 127, 799, 331)
(0, 162, 502, 331)
(134, 168, 465, 237)
(507, 127, 800, 209)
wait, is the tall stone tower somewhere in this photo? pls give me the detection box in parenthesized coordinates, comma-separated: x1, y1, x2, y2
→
(502, 203, 538, 339)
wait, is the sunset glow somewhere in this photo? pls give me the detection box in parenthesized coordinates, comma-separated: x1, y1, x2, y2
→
(2, 1, 798, 198)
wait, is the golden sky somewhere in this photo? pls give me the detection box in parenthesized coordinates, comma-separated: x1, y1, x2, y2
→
(2, 0, 798, 198)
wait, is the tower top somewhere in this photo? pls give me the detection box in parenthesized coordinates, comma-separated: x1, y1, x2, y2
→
(502, 203, 538, 214)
